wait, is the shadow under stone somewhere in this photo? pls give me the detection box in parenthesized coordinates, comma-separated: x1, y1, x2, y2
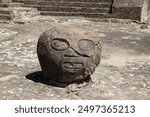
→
(25, 71, 68, 88)
(25, 71, 92, 88)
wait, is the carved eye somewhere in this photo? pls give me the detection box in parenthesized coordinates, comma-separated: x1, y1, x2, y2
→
(78, 39, 95, 51)
(51, 39, 69, 51)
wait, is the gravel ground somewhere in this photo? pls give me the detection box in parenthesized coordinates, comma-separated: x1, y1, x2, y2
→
(0, 16, 150, 99)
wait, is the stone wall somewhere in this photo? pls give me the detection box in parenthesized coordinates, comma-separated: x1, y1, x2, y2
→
(112, 0, 150, 22)
(141, 0, 150, 22)
(113, 0, 143, 7)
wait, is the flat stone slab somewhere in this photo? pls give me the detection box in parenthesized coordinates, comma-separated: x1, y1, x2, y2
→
(0, 28, 17, 41)
(0, 17, 150, 99)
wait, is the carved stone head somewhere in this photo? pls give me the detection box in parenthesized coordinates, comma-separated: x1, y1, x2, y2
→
(37, 26, 102, 83)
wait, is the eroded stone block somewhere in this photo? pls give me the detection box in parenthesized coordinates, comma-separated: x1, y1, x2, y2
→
(37, 26, 102, 83)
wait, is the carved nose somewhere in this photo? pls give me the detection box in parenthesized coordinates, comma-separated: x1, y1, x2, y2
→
(65, 48, 79, 57)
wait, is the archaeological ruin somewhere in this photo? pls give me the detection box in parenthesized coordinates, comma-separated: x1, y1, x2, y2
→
(0, 0, 150, 100)
(0, 0, 150, 23)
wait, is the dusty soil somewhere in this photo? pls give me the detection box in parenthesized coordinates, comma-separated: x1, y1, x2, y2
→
(0, 16, 150, 99)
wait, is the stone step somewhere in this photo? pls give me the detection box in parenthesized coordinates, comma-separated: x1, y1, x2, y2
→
(0, 19, 12, 23)
(0, 13, 12, 20)
(0, 7, 40, 21)
(12, 0, 112, 18)
(0, 8, 12, 15)
(0, 7, 38, 14)
(12, 0, 112, 3)
(0, 2, 24, 8)
(41, 11, 114, 18)
(24, 5, 110, 13)
(43, 0, 112, 2)
(23, 1, 111, 8)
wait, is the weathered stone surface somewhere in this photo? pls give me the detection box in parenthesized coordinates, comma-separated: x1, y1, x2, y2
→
(0, 2, 40, 23)
(113, 0, 143, 7)
(0, 0, 12, 3)
(37, 26, 101, 84)
(12, 0, 112, 19)
(0, 16, 150, 99)
(112, 0, 143, 20)
(112, 0, 150, 21)
(0, 28, 17, 41)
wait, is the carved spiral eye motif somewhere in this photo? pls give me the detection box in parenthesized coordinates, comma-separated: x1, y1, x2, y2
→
(51, 39, 69, 51)
(78, 39, 95, 51)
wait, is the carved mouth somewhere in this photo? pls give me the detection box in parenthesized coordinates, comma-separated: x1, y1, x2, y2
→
(62, 62, 83, 72)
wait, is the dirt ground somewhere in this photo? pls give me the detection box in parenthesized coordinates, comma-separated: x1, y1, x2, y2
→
(0, 16, 150, 99)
